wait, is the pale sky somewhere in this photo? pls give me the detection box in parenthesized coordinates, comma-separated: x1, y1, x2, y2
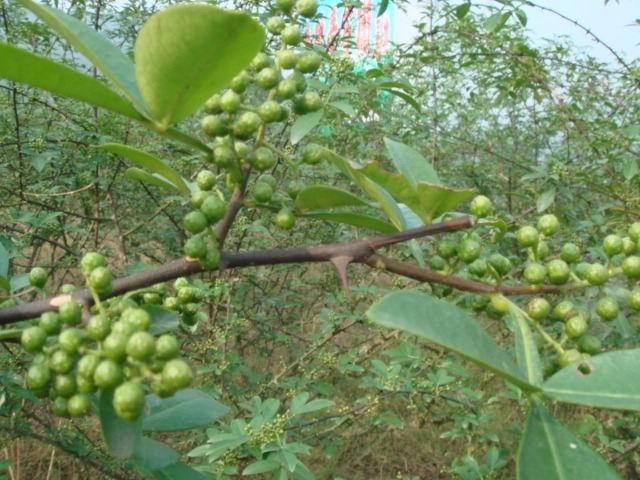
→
(395, 0, 639, 64)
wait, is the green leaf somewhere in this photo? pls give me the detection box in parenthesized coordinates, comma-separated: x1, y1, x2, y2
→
(295, 185, 368, 212)
(485, 12, 511, 33)
(134, 4, 264, 129)
(0, 42, 141, 120)
(17, 0, 147, 114)
(153, 462, 208, 480)
(143, 305, 179, 335)
(290, 110, 324, 145)
(143, 388, 230, 432)
(508, 305, 543, 386)
(101, 143, 189, 196)
(289, 392, 334, 415)
(384, 88, 422, 112)
(377, 0, 390, 17)
(542, 349, 640, 411)
(243, 459, 281, 475)
(367, 291, 537, 391)
(302, 211, 396, 233)
(517, 402, 620, 480)
(384, 137, 440, 186)
(124, 168, 178, 191)
(134, 437, 179, 471)
(358, 161, 474, 223)
(536, 188, 555, 213)
(623, 157, 638, 180)
(98, 389, 142, 460)
(328, 100, 356, 117)
(454, 2, 471, 19)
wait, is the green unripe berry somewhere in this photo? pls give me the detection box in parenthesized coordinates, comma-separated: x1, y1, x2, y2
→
(103, 333, 129, 361)
(436, 240, 457, 259)
(489, 295, 509, 315)
(88, 266, 112, 294)
(535, 240, 550, 260)
(21, 326, 47, 353)
(77, 354, 101, 379)
(458, 239, 481, 264)
(560, 243, 581, 263)
(266, 16, 286, 34)
(113, 382, 145, 421)
(277, 78, 298, 99)
(258, 174, 277, 188)
(250, 52, 272, 71)
(468, 258, 488, 277)
(54, 374, 77, 398)
(286, 180, 305, 199)
(26, 364, 51, 390)
(295, 0, 318, 17)
(220, 90, 241, 113)
(204, 94, 221, 114)
(281, 25, 302, 45)
(200, 195, 226, 224)
(296, 91, 322, 113)
(87, 314, 111, 341)
(93, 359, 123, 388)
(595, 296, 619, 321)
(629, 287, 640, 311)
(585, 263, 609, 286)
(301, 143, 324, 165)
(574, 262, 590, 280)
(256, 67, 280, 90)
(156, 335, 180, 360)
(196, 170, 216, 191)
(565, 315, 588, 338)
(275, 208, 296, 230)
(201, 246, 221, 270)
(527, 297, 551, 321)
(546, 259, 570, 285)
(276, 49, 298, 69)
(80, 252, 105, 275)
(258, 100, 284, 123)
(29, 267, 47, 288)
(629, 223, 640, 243)
(184, 236, 207, 258)
(488, 253, 511, 276)
(39, 312, 61, 335)
(578, 335, 601, 355)
(253, 182, 274, 203)
(60, 284, 76, 294)
(183, 211, 208, 234)
(603, 234, 623, 257)
(252, 147, 276, 171)
(49, 350, 74, 374)
(51, 397, 68, 416)
(201, 115, 228, 137)
(67, 393, 90, 417)
(469, 195, 492, 218)
(142, 293, 161, 305)
(428, 255, 446, 271)
(537, 214, 559, 236)
(58, 328, 84, 354)
(276, 0, 295, 12)
(233, 112, 262, 140)
(121, 308, 151, 331)
(126, 331, 156, 361)
(296, 51, 322, 73)
(622, 255, 640, 279)
(556, 349, 582, 368)
(161, 359, 193, 393)
(59, 300, 82, 325)
(622, 237, 637, 255)
(552, 300, 576, 322)
(523, 262, 546, 285)
(234, 142, 250, 159)
(230, 70, 251, 93)
(213, 146, 235, 168)
(516, 226, 539, 248)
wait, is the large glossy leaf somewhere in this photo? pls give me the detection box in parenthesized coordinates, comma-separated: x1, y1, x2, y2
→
(291, 110, 323, 145)
(98, 389, 142, 460)
(17, 0, 146, 113)
(542, 349, 640, 410)
(143, 389, 229, 432)
(302, 212, 396, 233)
(384, 138, 439, 186)
(134, 437, 179, 471)
(517, 402, 620, 480)
(124, 168, 178, 191)
(295, 185, 368, 211)
(0, 43, 141, 120)
(101, 143, 189, 196)
(508, 304, 543, 386)
(143, 305, 180, 335)
(134, 4, 264, 129)
(359, 162, 474, 223)
(367, 291, 537, 391)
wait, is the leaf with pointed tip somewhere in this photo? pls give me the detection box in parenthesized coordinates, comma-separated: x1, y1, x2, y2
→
(367, 291, 537, 391)
(517, 402, 620, 480)
(98, 389, 142, 460)
(295, 185, 368, 211)
(143, 389, 229, 432)
(124, 168, 178, 191)
(133, 437, 179, 472)
(291, 110, 323, 145)
(542, 349, 640, 411)
(134, 4, 264, 129)
(0, 43, 141, 120)
(17, 0, 147, 114)
(384, 137, 439, 186)
(508, 305, 543, 386)
(101, 144, 189, 196)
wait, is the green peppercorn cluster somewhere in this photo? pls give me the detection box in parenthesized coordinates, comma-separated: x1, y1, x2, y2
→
(22, 253, 193, 421)
(161, 277, 210, 327)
